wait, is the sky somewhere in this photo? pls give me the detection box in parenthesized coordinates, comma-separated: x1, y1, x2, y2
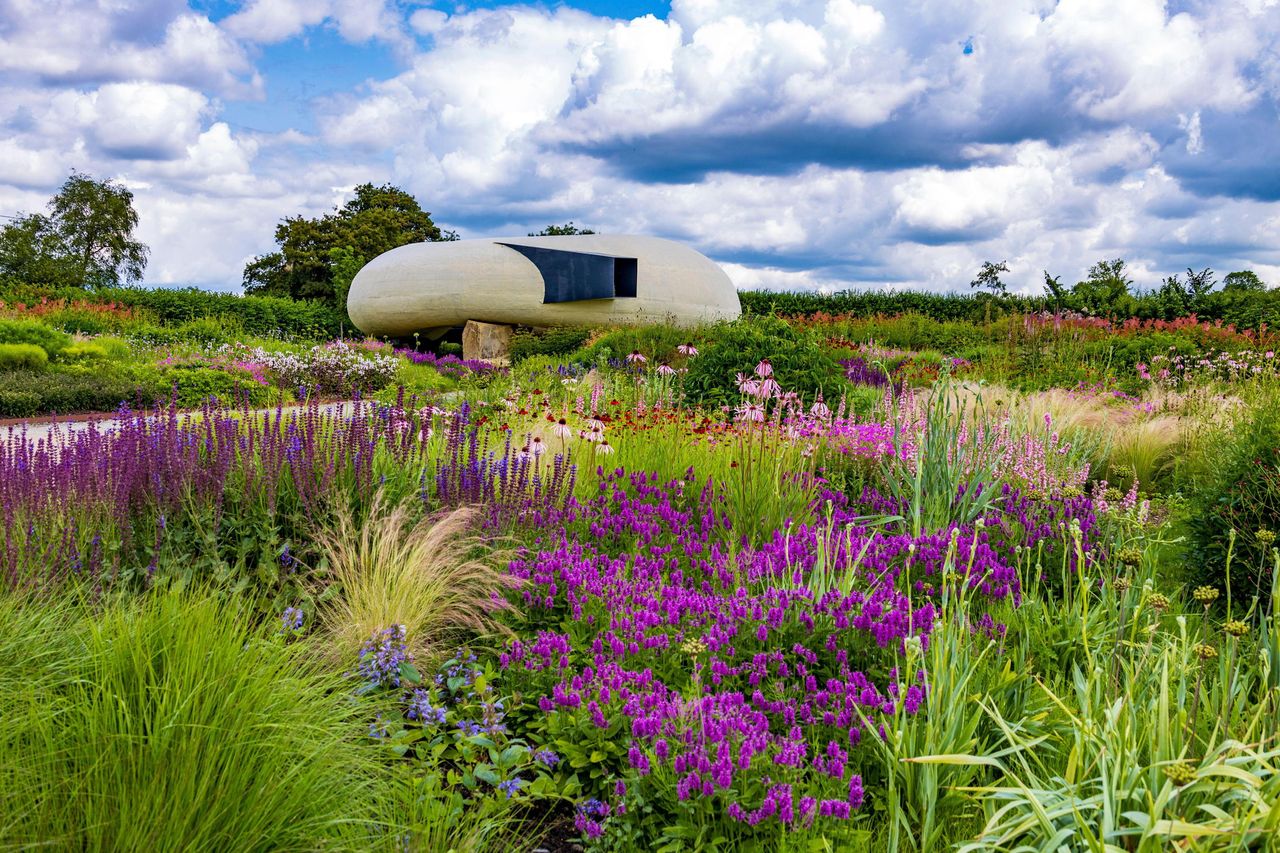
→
(1, 0, 1279, 295)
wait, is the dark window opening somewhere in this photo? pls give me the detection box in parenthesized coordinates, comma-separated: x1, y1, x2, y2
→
(497, 243, 638, 303)
(614, 257, 637, 298)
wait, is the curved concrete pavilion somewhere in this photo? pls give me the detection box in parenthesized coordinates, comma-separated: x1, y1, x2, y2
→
(347, 234, 741, 337)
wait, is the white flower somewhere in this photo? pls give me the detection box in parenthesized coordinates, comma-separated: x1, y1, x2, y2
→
(596, 440, 614, 454)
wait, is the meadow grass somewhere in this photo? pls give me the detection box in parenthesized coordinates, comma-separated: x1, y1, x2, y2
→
(0, 590, 392, 851)
(316, 495, 520, 662)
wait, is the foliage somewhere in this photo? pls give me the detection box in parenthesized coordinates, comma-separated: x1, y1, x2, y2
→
(316, 498, 519, 661)
(1183, 396, 1280, 605)
(0, 316, 71, 356)
(510, 326, 593, 364)
(970, 260, 1009, 296)
(0, 172, 148, 289)
(529, 222, 596, 235)
(0, 365, 163, 416)
(244, 182, 454, 303)
(1070, 258, 1135, 318)
(0, 342, 49, 371)
(682, 315, 842, 404)
(160, 364, 275, 408)
(0, 590, 388, 849)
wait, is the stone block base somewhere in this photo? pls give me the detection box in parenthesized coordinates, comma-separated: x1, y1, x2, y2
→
(462, 320, 513, 366)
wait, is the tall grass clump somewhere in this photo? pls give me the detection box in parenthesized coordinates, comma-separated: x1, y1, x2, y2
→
(1105, 414, 1183, 490)
(316, 495, 519, 661)
(883, 381, 1003, 535)
(0, 590, 387, 850)
(1183, 391, 1280, 602)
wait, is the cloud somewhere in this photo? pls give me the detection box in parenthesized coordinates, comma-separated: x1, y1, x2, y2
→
(223, 0, 413, 53)
(2, 0, 1279, 295)
(0, 1, 261, 98)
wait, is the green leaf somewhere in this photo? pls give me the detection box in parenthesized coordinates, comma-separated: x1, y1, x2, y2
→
(399, 662, 422, 685)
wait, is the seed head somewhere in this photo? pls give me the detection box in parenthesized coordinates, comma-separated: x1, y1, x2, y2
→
(1146, 592, 1170, 611)
(1117, 547, 1143, 568)
(1224, 620, 1250, 638)
(1163, 761, 1197, 786)
(1192, 585, 1219, 605)
(1258, 529, 1276, 546)
(1193, 643, 1218, 661)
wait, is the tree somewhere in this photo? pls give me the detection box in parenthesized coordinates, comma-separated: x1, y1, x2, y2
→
(0, 172, 148, 288)
(243, 183, 454, 303)
(970, 260, 1009, 296)
(1043, 270, 1067, 313)
(528, 222, 596, 236)
(1071, 258, 1134, 317)
(1223, 270, 1266, 292)
(1184, 267, 1217, 301)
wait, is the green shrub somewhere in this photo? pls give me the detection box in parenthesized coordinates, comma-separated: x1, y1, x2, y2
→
(174, 316, 236, 348)
(575, 324, 693, 367)
(97, 286, 344, 339)
(682, 316, 842, 405)
(510, 326, 592, 363)
(59, 336, 132, 363)
(0, 317, 70, 356)
(1184, 397, 1280, 605)
(438, 341, 463, 357)
(60, 342, 110, 362)
(161, 365, 274, 408)
(0, 343, 49, 371)
(0, 365, 165, 415)
(0, 591, 387, 849)
(0, 389, 40, 418)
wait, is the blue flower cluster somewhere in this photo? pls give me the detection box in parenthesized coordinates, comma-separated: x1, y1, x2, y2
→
(357, 624, 411, 688)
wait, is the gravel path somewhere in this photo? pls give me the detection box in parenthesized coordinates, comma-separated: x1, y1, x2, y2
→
(2, 401, 359, 445)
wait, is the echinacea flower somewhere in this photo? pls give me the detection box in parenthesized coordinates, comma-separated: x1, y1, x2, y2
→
(626, 351, 648, 364)
(553, 418, 573, 439)
(754, 358, 773, 378)
(677, 343, 699, 357)
(657, 363, 676, 377)
(596, 440, 615, 454)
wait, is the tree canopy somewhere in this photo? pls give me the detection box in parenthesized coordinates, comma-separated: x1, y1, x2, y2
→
(243, 183, 455, 304)
(528, 222, 596, 236)
(970, 260, 1009, 295)
(0, 172, 148, 289)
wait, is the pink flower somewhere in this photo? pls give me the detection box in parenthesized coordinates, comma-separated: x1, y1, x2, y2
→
(552, 418, 573, 440)
(626, 351, 647, 364)
(677, 343, 699, 357)
(657, 363, 676, 377)
(754, 358, 773, 378)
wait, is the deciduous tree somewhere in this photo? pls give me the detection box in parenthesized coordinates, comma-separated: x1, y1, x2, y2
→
(243, 183, 455, 303)
(0, 172, 148, 288)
